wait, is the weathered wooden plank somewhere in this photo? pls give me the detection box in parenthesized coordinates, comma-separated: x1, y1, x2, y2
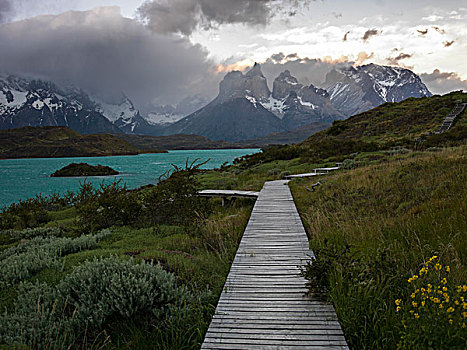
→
(202, 338, 348, 346)
(197, 190, 260, 198)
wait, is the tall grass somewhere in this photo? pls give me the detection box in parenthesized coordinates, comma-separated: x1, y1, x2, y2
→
(292, 146, 466, 349)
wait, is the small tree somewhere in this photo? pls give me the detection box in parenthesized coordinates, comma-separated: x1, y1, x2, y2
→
(142, 159, 210, 227)
(75, 179, 142, 231)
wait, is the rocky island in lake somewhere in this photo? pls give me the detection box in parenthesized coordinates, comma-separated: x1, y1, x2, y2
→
(51, 163, 119, 177)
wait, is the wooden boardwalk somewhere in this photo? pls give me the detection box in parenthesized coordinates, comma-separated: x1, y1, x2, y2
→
(202, 180, 348, 349)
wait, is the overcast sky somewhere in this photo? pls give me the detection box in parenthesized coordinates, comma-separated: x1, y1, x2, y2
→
(0, 0, 466, 107)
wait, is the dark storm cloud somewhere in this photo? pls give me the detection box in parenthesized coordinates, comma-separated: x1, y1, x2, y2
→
(443, 40, 455, 47)
(394, 53, 412, 61)
(270, 52, 286, 63)
(0, 0, 12, 23)
(420, 69, 467, 95)
(137, 0, 304, 36)
(386, 53, 413, 66)
(362, 28, 379, 42)
(0, 7, 220, 106)
(286, 53, 299, 60)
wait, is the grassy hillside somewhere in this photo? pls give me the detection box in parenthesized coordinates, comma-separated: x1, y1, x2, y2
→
(291, 146, 466, 349)
(0, 126, 166, 159)
(238, 122, 330, 147)
(235, 91, 467, 168)
(306, 91, 466, 144)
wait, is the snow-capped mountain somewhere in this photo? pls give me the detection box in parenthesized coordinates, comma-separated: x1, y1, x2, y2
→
(0, 74, 161, 135)
(0, 74, 121, 134)
(266, 70, 344, 129)
(323, 63, 432, 117)
(164, 64, 343, 141)
(145, 95, 208, 126)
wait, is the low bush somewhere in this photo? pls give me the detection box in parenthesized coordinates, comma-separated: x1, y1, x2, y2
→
(340, 158, 358, 169)
(300, 240, 356, 299)
(0, 256, 187, 349)
(0, 230, 110, 287)
(1, 227, 62, 241)
(141, 160, 211, 228)
(0, 192, 75, 230)
(75, 180, 142, 231)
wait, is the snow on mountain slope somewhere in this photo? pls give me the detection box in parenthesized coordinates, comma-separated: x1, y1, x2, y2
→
(144, 95, 208, 126)
(324, 63, 432, 117)
(0, 74, 121, 134)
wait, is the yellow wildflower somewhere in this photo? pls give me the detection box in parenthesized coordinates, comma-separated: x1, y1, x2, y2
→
(414, 313, 420, 319)
(442, 286, 448, 292)
(441, 278, 447, 285)
(412, 301, 418, 308)
(411, 293, 416, 299)
(449, 319, 453, 324)
(421, 301, 425, 307)
(396, 306, 401, 312)
(447, 307, 455, 313)
(395, 299, 401, 306)
(445, 265, 450, 272)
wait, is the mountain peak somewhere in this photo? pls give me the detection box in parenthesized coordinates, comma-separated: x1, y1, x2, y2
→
(245, 62, 264, 78)
(272, 70, 302, 99)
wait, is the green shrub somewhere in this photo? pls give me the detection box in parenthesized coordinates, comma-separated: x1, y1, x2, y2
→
(0, 256, 187, 349)
(1, 227, 62, 241)
(341, 158, 358, 169)
(0, 282, 77, 349)
(0, 192, 75, 230)
(75, 180, 142, 231)
(59, 256, 186, 326)
(141, 160, 210, 227)
(300, 240, 356, 299)
(0, 197, 50, 230)
(0, 230, 110, 287)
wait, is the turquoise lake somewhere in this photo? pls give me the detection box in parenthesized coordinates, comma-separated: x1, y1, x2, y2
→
(0, 149, 259, 209)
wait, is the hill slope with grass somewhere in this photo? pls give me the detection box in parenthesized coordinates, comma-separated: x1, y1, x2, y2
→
(234, 91, 467, 168)
(0, 126, 165, 159)
(291, 146, 466, 349)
